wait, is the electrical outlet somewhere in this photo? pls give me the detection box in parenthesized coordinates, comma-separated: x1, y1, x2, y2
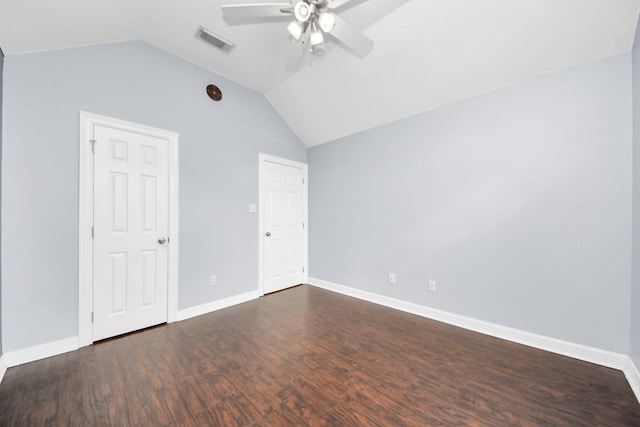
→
(210, 275, 217, 286)
(388, 273, 396, 285)
(428, 280, 437, 293)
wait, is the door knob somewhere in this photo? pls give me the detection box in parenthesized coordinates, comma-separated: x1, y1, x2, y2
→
(265, 232, 271, 237)
(158, 237, 167, 244)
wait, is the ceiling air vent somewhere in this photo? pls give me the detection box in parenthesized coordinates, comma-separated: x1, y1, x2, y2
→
(197, 26, 235, 52)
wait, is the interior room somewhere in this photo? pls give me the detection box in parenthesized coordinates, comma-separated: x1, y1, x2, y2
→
(1, 0, 640, 424)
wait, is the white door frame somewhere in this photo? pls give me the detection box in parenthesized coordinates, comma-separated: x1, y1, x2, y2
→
(258, 153, 308, 296)
(78, 111, 179, 347)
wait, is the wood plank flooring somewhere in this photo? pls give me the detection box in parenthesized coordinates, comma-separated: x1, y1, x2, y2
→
(1, 285, 639, 426)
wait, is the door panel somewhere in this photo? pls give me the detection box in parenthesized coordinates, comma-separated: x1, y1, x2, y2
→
(93, 125, 169, 341)
(263, 160, 305, 294)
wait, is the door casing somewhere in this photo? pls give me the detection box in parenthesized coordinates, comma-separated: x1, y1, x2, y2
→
(78, 111, 179, 347)
(258, 153, 308, 295)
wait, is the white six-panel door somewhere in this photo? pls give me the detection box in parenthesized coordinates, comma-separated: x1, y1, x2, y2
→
(262, 157, 307, 294)
(92, 125, 170, 341)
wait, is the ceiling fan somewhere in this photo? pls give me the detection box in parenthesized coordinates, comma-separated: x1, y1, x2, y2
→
(221, 0, 374, 69)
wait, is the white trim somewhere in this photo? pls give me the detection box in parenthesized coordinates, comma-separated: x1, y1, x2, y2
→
(624, 357, 640, 404)
(308, 277, 629, 370)
(3, 337, 79, 368)
(78, 112, 93, 347)
(0, 291, 258, 369)
(79, 111, 179, 347)
(0, 355, 7, 384)
(258, 153, 308, 296)
(176, 290, 261, 322)
(166, 131, 180, 324)
(2, 282, 637, 406)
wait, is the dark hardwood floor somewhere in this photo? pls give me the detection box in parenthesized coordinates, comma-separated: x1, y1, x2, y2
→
(1, 285, 639, 426)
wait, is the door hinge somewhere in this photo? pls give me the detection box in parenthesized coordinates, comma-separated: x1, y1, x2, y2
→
(302, 178, 305, 184)
(90, 139, 97, 153)
(91, 312, 94, 323)
(91, 227, 94, 238)
(302, 222, 305, 229)
(302, 267, 305, 273)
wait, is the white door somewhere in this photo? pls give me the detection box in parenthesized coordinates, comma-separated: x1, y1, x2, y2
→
(262, 157, 307, 294)
(92, 125, 169, 341)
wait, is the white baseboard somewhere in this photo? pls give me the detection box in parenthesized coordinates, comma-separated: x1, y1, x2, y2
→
(0, 355, 7, 384)
(3, 337, 79, 368)
(0, 291, 261, 369)
(308, 277, 629, 371)
(624, 358, 640, 404)
(177, 290, 261, 322)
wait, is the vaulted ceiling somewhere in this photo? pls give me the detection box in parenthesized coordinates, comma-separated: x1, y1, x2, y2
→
(1, 0, 639, 146)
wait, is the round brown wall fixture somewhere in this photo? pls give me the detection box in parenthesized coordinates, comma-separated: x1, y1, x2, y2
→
(206, 84, 222, 101)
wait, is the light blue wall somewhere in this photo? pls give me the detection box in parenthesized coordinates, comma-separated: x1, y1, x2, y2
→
(309, 54, 633, 353)
(1, 41, 306, 352)
(632, 18, 640, 369)
(2, 39, 637, 360)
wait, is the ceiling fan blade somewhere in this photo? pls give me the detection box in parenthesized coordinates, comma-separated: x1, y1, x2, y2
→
(327, 13, 373, 58)
(221, 3, 293, 20)
(326, 0, 366, 10)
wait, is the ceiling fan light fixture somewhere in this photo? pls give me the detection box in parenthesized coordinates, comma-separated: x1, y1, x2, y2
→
(287, 20, 304, 40)
(294, 1, 313, 22)
(310, 22, 324, 46)
(318, 12, 336, 33)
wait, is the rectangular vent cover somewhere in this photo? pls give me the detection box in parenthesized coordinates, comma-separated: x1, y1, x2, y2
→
(197, 27, 235, 52)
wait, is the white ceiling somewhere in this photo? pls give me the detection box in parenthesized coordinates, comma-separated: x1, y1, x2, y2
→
(1, 0, 639, 146)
